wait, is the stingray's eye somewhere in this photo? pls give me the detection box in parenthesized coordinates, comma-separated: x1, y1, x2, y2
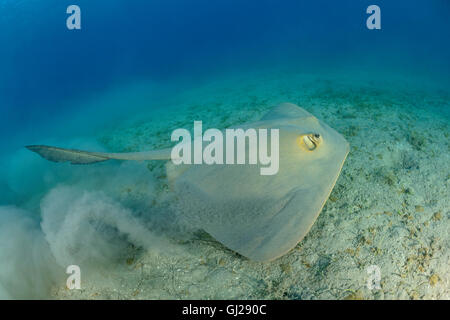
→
(297, 133, 322, 151)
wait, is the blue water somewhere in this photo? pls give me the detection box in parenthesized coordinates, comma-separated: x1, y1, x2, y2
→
(0, 0, 449, 299)
(1, 1, 448, 137)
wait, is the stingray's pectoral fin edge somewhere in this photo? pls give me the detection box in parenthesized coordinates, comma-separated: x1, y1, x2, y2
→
(26, 145, 110, 165)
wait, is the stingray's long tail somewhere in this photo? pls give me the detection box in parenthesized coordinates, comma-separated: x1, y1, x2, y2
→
(26, 145, 172, 164)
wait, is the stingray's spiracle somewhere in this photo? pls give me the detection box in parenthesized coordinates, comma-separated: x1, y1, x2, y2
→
(297, 133, 322, 151)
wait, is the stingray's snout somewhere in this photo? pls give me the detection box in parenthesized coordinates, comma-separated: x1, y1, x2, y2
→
(297, 133, 322, 151)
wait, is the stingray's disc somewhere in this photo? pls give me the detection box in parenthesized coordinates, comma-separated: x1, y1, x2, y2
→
(173, 103, 349, 262)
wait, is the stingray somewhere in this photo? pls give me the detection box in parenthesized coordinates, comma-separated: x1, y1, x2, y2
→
(27, 103, 349, 262)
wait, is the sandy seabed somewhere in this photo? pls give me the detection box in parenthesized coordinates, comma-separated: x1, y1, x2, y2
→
(51, 69, 449, 300)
